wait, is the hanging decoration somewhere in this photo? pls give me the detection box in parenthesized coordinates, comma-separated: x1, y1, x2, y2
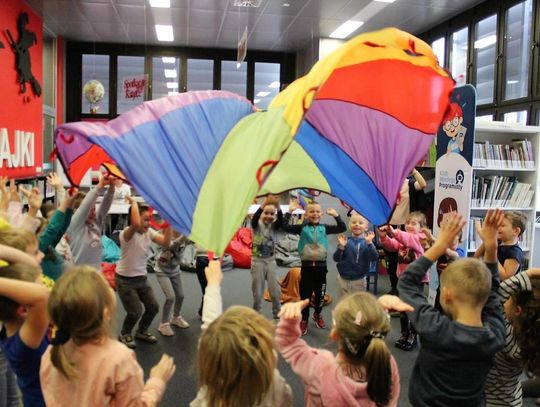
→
(83, 79, 105, 114)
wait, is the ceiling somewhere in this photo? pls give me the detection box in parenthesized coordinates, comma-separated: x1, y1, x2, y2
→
(26, 0, 487, 52)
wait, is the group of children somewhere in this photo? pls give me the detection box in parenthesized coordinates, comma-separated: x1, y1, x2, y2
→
(0, 170, 539, 406)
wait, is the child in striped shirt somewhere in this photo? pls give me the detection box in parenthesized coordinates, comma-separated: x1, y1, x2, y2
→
(484, 268, 540, 406)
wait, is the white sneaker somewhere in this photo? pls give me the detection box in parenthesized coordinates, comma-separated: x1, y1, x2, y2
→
(171, 315, 190, 329)
(158, 322, 174, 336)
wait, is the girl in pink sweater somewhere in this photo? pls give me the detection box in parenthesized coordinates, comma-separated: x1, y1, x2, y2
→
(379, 211, 427, 351)
(276, 293, 401, 407)
(40, 266, 176, 407)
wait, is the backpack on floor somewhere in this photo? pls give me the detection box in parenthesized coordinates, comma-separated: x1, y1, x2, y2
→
(179, 243, 198, 272)
(275, 234, 301, 267)
(225, 227, 252, 269)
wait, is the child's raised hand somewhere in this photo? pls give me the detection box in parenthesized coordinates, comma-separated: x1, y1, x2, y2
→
(479, 209, 504, 245)
(8, 179, 20, 202)
(435, 212, 465, 250)
(205, 260, 222, 286)
(124, 195, 136, 204)
(150, 354, 176, 383)
(278, 299, 309, 320)
(20, 187, 43, 209)
(378, 225, 388, 239)
(365, 231, 375, 244)
(46, 172, 63, 189)
(377, 295, 414, 313)
(337, 234, 347, 248)
(326, 208, 338, 217)
(264, 194, 280, 208)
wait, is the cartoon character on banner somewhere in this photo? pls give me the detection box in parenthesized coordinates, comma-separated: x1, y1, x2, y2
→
(443, 101, 466, 155)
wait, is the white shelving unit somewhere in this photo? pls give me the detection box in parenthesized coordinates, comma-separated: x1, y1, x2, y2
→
(469, 121, 540, 268)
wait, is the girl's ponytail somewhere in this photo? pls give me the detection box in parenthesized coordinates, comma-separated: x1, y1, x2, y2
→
(363, 336, 392, 407)
(50, 344, 77, 380)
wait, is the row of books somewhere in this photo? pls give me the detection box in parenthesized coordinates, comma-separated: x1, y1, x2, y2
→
(468, 216, 530, 252)
(472, 175, 534, 208)
(473, 139, 535, 169)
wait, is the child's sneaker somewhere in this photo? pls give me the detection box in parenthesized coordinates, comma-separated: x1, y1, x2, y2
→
(394, 334, 408, 349)
(119, 334, 136, 349)
(135, 331, 158, 344)
(300, 320, 308, 336)
(312, 313, 326, 329)
(158, 323, 174, 336)
(171, 315, 190, 329)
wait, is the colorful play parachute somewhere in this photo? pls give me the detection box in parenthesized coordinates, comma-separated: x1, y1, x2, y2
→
(55, 27, 454, 254)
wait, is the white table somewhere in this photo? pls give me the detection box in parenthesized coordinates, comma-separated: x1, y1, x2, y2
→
(248, 204, 304, 215)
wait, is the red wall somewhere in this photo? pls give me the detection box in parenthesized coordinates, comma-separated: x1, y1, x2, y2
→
(0, 0, 43, 178)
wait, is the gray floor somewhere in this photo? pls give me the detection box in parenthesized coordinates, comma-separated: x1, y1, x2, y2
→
(115, 262, 537, 407)
(115, 190, 536, 406)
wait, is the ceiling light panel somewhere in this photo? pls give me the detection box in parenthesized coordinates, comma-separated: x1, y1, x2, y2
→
(150, 0, 170, 8)
(155, 25, 174, 42)
(329, 21, 364, 39)
(164, 69, 177, 78)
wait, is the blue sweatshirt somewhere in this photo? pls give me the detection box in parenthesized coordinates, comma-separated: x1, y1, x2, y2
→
(333, 236, 378, 280)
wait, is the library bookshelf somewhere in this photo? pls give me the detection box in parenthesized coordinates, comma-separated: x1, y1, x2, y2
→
(468, 120, 540, 268)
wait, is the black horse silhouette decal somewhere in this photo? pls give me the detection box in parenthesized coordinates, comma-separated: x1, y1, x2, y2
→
(5, 12, 41, 97)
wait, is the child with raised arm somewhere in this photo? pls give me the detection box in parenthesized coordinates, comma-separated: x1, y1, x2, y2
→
(0, 245, 40, 407)
(155, 230, 190, 337)
(65, 174, 115, 269)
(116, 197, 171, 348)
(251, 194, 283, 319)
(282, 199, 346, 335)
(398, 210, 506, 407)
(191, 260, 292, 407)
(333, 213, 378, 298)
(484, 267, 540, 406)
(40, 266, 176, 407)
(378, 211, 427, 350)
(276, 293, 412, 406)
(475, 211, 526, 281)
(38, 188, 77, 281)
(0, 264, 50, 407)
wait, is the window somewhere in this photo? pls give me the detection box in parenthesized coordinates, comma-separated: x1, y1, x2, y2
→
(82, 54, 109, 114)
(474, 14, 497, 105)
(450, 27, 468, 86)
(117, 56, 146, 114)
(476, 114, 494, 122)
(503, 0, 532, 101)
(254, 62, 280, 110)
(42, 35, 55, 109)
(431, 37, 446, 67)
(152, 56, 181, 99)
(503, 110, 528, 125)
(221, 61, 247, 96)
(187, 59, 214, 91)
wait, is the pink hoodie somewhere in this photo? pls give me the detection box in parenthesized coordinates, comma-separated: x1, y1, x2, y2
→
(380, 229, 427, 283)
(276, 316, 400, 407)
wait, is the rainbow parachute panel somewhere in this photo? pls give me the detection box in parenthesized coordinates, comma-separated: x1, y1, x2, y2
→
(55, 28, 454, 254)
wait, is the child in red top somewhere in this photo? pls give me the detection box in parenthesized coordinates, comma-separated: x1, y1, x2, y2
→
(379, 211, 427, 351)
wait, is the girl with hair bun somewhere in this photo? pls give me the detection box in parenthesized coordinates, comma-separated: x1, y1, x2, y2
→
(277, 292, 403, 406)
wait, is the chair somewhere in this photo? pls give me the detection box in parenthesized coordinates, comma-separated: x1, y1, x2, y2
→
(366, 258, 378, 295)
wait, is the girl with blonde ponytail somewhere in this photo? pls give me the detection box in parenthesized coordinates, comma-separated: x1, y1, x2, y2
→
(40, 266, 176, 407)
(277, 292, 407, 406)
